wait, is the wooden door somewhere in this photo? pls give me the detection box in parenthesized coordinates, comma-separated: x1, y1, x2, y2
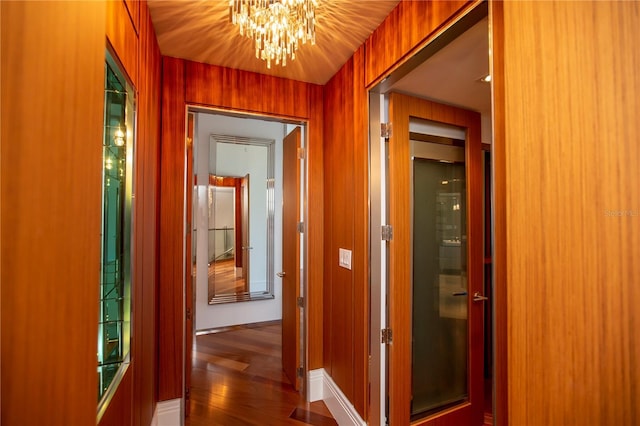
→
(184, 112, 195, 417)
(241, 174, 250, 284)
(282, 127, 301, 390)
(387, 93, 484, 425)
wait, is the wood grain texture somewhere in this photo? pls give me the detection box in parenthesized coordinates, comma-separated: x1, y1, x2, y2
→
(351, 46, 369, 419)
(306, 83, 324, 371)
(99, 367, 134, 426)
(319, 48, 373, 419)
(495, 2, 640, 425)
(106, 0, 138, 86)
(364, 0, 469, 87)
(133, 2, 162, 424)
(282, 127, 301, 390)
(323, 56, 356, 403)
(184, 113, 194, 416)
(101, 2, 162, 425)
(186, 323, 335, 425)
(387, 92, 483, 426)
(158, 56, 187, 402)
(488, 1, 507, 425)
(185, 61, 310, 119)
(160, 58, 324, 400)
(0, 2, 105, 425)
(124, 0, 139, 34)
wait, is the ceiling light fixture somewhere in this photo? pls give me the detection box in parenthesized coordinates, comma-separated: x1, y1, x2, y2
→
(229, 0, 316, 69)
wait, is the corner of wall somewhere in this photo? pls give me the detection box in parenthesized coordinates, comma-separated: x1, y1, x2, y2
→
(321, 371, 366, 426)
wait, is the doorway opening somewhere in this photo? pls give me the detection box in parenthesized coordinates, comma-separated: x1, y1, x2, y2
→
(184, 107, 310, 421)
(368, 2, 494, 425)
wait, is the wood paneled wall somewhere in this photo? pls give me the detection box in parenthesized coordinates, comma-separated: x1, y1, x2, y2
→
(132, 2, 162, 425)
(158, 56, 187, 402)
(158, 58, 325, 399)
(102, 1, 163, 425)
(322, 46, 369, 418)
(364, 0, 469, 86)
(492, 1, 640, 425)
(0, 2, 106, 425)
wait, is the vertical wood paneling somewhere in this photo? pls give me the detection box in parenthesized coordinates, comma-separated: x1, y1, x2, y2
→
(106, 0, 138, 86)
(185, 61, 310, 119)
(124, 0, 139, 34)
(493, 2, 640, 425)
(351, 46, 369, 418)
(159, 56, 187, 401)
(322, 50, 370, 418)
(0, 2, 105, 425)
(132, 1, 162, 425)
(307, 83, 325, 371)
(323, 58, 356, 402)
(364, 0, 469, 87)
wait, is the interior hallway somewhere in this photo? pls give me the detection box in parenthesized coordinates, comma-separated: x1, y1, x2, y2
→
(187, 322, 336, 426)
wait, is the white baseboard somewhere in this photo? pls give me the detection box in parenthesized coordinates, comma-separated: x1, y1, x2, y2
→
(322, 371, 366, 426)
(154, 398, 182, 426)
(308, 368, 325, 402)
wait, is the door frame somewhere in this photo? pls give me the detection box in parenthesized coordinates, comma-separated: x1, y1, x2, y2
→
(183, 105, 311, 409)
(367, 1, 501, 424)
(387, 92, 484, 425)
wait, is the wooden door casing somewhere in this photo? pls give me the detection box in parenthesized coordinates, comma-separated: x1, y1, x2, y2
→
(387, 92, 483, 426)
(282, 127, 302, 390)
(184, 112, 195, 417)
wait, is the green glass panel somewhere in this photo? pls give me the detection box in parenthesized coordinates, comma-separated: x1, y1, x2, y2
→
(98, 54, 133, 403)
(411, 154, 468, 419)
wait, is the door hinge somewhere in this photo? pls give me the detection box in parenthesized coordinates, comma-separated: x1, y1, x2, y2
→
(381, 225, 393, 241)
(297, 296, 304, 308)
(297, 147, 306, 159)
(381, 122, 392, 138)
(296, 367, 304, 378)
(297, 221, 305, 233)
(185, 387, 191, 400)
(186, 307, 192, 321)
(381, 328, 393, 344)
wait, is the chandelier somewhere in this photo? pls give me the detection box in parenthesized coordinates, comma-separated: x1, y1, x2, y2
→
(229, 0, 317, 69)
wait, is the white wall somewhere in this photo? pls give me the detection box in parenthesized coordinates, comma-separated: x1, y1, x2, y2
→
(195, 112, 286, 330)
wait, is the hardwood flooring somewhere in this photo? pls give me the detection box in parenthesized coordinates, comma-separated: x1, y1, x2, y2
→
(186, 322, 336, 426)
(209, 258, 247, 295)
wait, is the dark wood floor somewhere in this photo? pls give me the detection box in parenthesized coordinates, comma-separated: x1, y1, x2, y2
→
(186, 321, 336, 426)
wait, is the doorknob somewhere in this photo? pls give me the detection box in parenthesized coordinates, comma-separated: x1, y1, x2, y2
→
(472, 291, 489, 302)
(277, 272, 286, 278)
(242, 246, 254, 250)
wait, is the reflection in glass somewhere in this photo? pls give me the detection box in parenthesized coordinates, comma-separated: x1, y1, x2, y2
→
(411, 143, 467, 419)
(207, 135, 275, 304)
(208, 175, 249, 297)
(98, 53, 134, 403)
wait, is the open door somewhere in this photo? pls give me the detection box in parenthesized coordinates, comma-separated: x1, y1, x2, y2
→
(184, 112, 195, 417)
(281, 126, 301, 390)
(387, 93, 484, 425)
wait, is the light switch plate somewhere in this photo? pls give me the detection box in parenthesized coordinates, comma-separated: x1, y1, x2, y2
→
(339, 248, 352, 270)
